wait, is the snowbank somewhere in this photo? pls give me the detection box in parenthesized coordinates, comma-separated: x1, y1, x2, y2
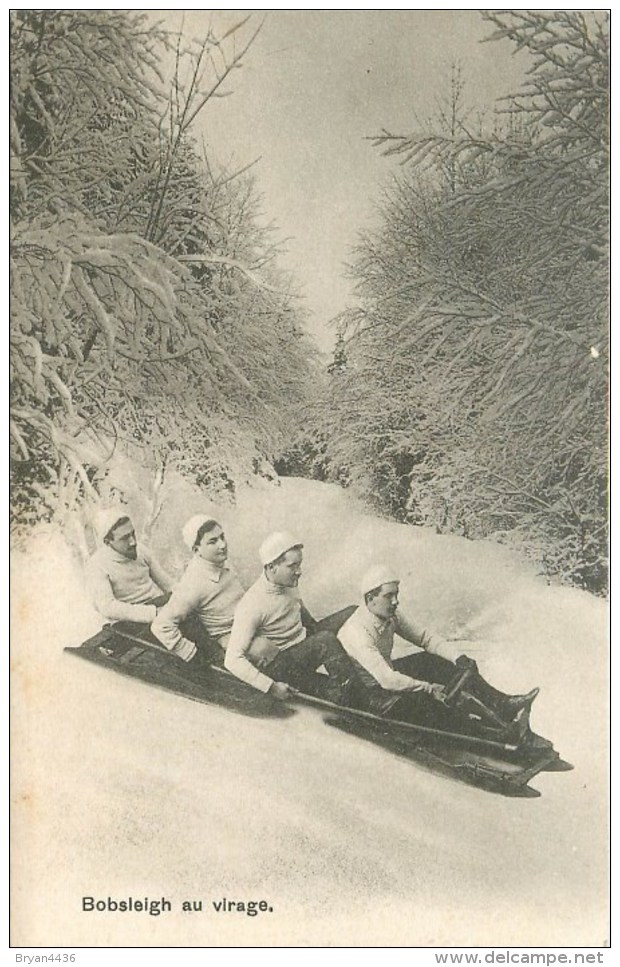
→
(11, 477, 609, 947)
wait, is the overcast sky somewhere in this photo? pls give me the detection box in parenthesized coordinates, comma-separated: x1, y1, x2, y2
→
(155, 10, 530, 352)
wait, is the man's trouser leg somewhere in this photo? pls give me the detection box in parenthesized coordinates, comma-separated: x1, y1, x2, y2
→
(394, 652, 454, 684)
(461, 673, 512, 713)
(179, 614, 224, 665)
(395, 653, 514, 718)
(386, 691, 469, 730)
(267, 630, 357, 701)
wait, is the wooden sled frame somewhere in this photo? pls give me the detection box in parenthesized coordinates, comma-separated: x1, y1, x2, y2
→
(65, 624, 573, 798)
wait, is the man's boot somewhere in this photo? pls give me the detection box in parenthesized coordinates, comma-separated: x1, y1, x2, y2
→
(467, 673, 539, 724)
(452, 658, 540, 725)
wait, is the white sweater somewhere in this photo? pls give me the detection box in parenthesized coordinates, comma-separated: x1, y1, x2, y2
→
(152, 558, 245, 660)
(225, 573, 306, 693)
(338, 604, 461, 693)
(87, 545, 169, 624)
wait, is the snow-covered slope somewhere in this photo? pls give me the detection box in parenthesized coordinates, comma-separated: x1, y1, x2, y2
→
(11, 478, 609, 947)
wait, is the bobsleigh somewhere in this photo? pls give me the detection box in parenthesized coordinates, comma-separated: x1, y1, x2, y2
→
(65, 621, 572, 798)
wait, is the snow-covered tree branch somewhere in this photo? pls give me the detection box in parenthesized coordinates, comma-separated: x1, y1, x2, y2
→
(306, 12, 608, 593)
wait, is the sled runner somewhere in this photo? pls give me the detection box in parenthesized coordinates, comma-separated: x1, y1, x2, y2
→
(65, 625, 572, 796)
(294, 681, 573, 798)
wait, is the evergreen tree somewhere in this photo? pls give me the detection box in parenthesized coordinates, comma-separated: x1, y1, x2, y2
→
(310, 12, 609, 593)
(10, 10, 318, 534)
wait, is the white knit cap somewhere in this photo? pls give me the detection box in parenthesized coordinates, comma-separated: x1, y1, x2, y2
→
(182, 514, 219, 550)
(95, 505, 131, 543)
(360, 564, 400, 597)
(259, 531, 303, 566)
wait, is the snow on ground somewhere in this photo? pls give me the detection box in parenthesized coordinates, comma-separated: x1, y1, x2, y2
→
(11, 476, 609, 947)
